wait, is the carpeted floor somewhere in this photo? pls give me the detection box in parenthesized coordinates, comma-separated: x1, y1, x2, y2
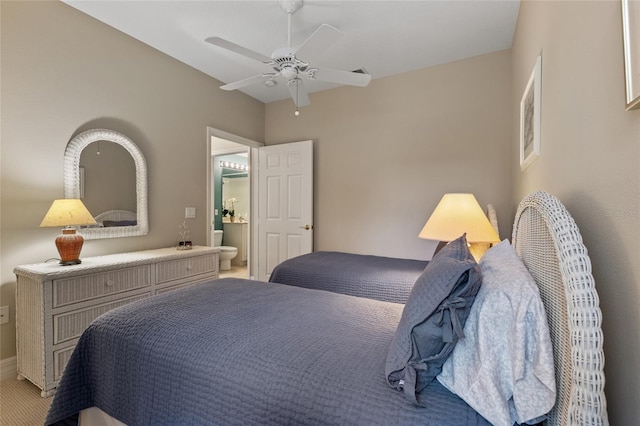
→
(0, 377, 52, 425)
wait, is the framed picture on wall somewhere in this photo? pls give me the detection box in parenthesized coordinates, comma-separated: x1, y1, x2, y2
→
(622, 0, 640, 110)
(520, 54, 542, 171)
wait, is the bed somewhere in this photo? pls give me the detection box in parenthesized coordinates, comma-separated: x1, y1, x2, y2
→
(268, 204, 499, 304)
(269, 251, 427, 303)
(44, 192, 608, 426)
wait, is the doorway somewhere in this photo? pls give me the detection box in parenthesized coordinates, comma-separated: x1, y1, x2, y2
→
(207, 127, 263, 279)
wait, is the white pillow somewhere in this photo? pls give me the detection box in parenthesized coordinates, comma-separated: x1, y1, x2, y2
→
(436, 240, 556, 426)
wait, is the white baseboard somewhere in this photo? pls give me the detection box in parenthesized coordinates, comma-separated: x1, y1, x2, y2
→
(0, 356, 17, 381)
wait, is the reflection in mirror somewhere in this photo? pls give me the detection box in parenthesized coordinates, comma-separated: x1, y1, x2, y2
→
(222, 176, 249, 221)
(64, 129, 148, 239)
(80, 141, 136, 225)
(218, 153, 249, 223)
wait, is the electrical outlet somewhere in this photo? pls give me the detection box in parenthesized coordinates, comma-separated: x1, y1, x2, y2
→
(0, 306, 9, 325)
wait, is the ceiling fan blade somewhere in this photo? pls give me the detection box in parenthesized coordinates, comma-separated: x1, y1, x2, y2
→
(220, 74, 268, 91)
(308, 68, 371, 87)
(205, 36, 272, 64)
(287, 79, 310, 107)
(294, 24, 343, 62)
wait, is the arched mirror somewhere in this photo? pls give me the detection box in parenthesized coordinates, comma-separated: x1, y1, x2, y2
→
(64, 129, 149, 239)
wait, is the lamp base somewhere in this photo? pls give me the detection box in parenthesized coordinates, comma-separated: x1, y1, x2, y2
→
(468, 242, 491, 262)
(55, 228, 84, 266)
(59, 259, 82, 266)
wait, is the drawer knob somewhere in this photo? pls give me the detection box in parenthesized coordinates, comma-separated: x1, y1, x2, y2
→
(186, 265, 193, 271)
(105, 280, 114, 287)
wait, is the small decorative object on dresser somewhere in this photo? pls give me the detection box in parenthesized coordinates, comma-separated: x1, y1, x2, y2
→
(13, 246, 219, 397)
(177, 221, 192, 250)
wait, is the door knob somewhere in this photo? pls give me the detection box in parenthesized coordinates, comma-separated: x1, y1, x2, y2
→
(299, 224, 312, 230)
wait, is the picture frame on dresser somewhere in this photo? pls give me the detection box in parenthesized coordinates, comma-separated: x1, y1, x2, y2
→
(520, 54, 542, 171)
(622, 0, 640, 110)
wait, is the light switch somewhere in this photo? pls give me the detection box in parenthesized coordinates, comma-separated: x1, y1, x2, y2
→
(185, 207, 196, 219)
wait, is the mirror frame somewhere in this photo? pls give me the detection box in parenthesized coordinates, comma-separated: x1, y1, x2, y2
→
(64, 128, 149, 239)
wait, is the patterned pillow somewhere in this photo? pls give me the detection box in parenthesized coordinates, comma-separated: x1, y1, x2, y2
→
(385, 234, 482, 406)
(436, 240, 555, 426)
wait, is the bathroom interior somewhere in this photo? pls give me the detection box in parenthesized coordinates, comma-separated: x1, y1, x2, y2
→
(211, 146, 250, 279)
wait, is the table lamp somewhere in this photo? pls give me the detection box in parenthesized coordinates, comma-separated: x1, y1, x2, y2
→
(40, 199, 97, 265)
(419, 193, 500, 261)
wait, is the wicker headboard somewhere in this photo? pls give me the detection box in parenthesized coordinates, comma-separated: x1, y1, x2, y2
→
(512, 192, 608, 426)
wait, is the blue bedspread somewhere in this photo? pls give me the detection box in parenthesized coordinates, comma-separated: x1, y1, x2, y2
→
(269, 251, 427, 304)
(45, 279, 489, 426)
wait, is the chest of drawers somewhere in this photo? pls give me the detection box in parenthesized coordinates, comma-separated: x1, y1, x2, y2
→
(14, 246, 219, 397)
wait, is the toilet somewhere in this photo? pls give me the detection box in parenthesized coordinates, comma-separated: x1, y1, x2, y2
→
(213, 230, 238, 271)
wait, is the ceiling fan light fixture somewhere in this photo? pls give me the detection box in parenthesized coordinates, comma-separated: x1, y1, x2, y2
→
(206, 0, 369, 110)
(281, 66, 298, 80)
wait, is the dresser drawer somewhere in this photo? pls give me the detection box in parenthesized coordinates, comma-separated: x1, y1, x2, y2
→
(53, 346, 75, 382)
(53, 266, 152, 308)
(156, 254, 216, 284)
(53, 293, 149, 344)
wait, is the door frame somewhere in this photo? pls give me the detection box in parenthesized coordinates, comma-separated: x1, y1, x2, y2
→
(206, 127, 263, 278)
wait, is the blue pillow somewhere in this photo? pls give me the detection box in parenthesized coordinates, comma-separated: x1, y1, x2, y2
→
(385, 234, 482, 406)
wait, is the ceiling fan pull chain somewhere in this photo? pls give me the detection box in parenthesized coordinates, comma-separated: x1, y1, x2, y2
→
(295, 79, 300, 116)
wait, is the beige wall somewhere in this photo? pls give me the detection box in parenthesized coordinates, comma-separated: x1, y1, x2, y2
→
(0, 1, 264, 359)
(3, 1, 637, 423)
(511, 1, 640, 423)
(266, 50, 513, 260)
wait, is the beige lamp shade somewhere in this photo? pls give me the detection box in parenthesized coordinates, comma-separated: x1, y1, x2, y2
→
(40, 199, 97, 228)
(40, 199, 96, 265)
(419, 193, 500, 243)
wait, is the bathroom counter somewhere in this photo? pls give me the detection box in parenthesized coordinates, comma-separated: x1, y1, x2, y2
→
(223, 222, 248, 265)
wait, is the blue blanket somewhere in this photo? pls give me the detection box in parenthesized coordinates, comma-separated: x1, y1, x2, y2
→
(46, 279, 489, 426)
(269, 251, 427, 303)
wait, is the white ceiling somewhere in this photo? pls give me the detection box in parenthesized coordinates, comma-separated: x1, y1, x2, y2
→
(62, 0, 520, 105)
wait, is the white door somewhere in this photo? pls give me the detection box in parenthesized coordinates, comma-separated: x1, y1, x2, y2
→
(256, 140, 313, 281)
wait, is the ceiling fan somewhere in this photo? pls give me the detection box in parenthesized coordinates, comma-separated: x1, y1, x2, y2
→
(205, 0, 371, 113)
